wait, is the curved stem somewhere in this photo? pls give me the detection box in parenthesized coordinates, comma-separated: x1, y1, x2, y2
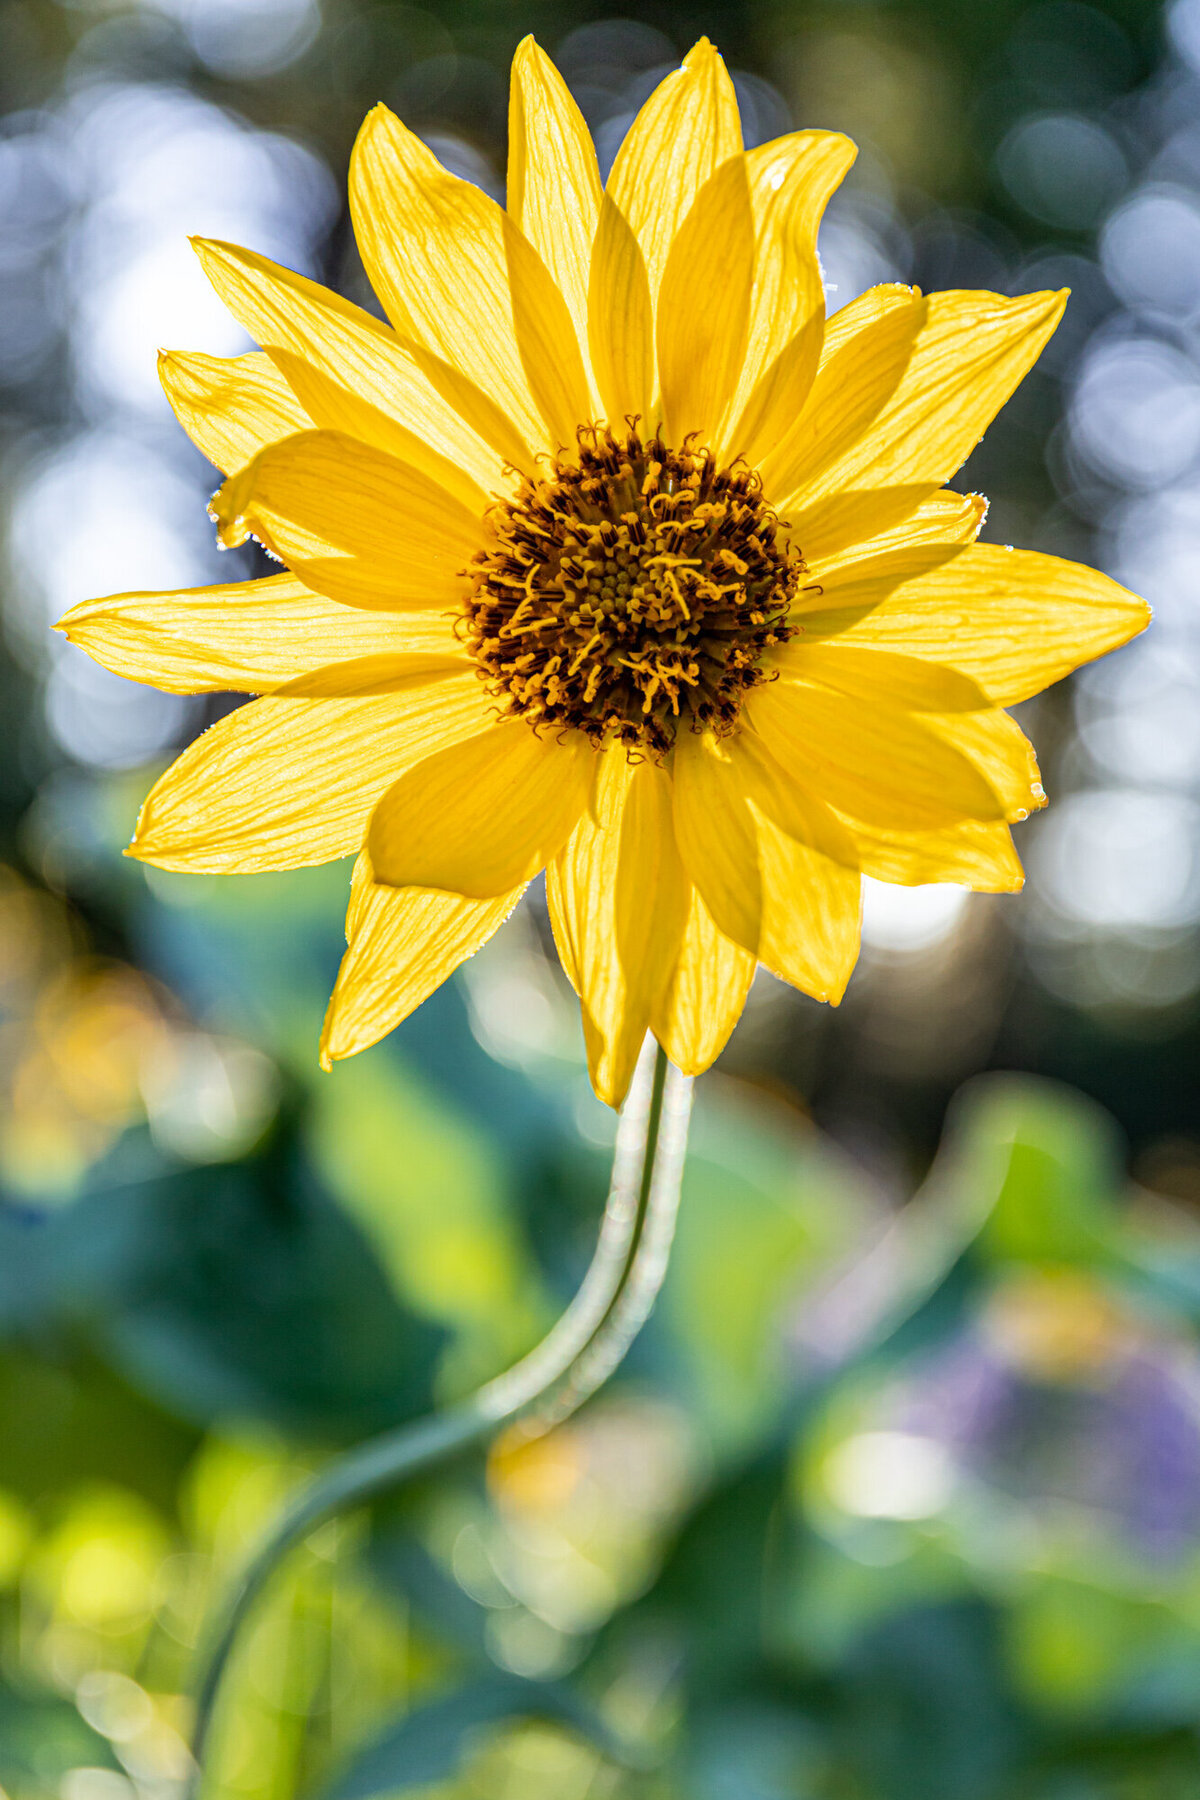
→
(187, 1041, 690, 1792)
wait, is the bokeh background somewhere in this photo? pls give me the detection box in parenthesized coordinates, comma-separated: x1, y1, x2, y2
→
(3, 0, 1200, 1794)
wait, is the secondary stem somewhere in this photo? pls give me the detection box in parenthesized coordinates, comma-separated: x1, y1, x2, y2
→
(187, 1040, 690, 1793)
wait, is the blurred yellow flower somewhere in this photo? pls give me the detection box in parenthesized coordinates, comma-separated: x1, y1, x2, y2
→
(59, 38, 1149, 1105)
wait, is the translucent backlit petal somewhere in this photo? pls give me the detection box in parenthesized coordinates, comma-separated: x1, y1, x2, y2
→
(770, 287, 1069, 511)
(787, 644, 994, 712)
(758, 285, 922, 504)
(129, 661, 485, 873)
(508, 37, 602, 399)
(672, 730, 861, 1001)
(211, 429, 483, 612)
(926, 707, 1046, 822)
(587, 194, 655, 425)
(649, 887, 756, 1077)
(267, 347, 489, 514)
(547, 753, 690, 1106)
(798, 487, 985, 575)
(369, 720, 592, 899)
(720, 130, 857, 463)
(606, 39, 742, 308)
(843, 816, 1024, 892)
(56, 573, 464, 695)
(349, 106, 547, 450)
(192, 236, 503, 493)
(792, 543, 1151, 704)
(501, 211, 593, 449)
(657, 154, 755, 444)
(320, 851, 522, 1068)
(159, 349, 309, 475)
(747, 675, 1011, 828)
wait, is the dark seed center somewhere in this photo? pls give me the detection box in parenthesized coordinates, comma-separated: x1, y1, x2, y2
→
(460, 424, 808, 756)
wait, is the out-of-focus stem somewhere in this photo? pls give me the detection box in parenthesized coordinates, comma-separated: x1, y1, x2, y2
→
(186, 1040, 690, 1794)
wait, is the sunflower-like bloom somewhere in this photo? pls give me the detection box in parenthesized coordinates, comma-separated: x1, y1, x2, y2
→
(60, 39, 1149, 1105)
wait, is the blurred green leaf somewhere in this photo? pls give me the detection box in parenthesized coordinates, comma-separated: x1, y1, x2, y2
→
(940, 1076, 1125, 1268)
(318, 1675, 620, 1798)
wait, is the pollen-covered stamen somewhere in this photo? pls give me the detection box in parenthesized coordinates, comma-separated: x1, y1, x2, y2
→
(461, 425, 807, 755)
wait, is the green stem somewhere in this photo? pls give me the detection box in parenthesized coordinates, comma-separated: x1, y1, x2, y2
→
(187, 1041, 689, 1793)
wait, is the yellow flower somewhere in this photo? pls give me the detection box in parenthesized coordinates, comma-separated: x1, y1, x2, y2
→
(59, 39, 1149, 1106)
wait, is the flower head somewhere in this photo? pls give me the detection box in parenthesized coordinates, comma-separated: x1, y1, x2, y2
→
(59, 38, 1150, 1105)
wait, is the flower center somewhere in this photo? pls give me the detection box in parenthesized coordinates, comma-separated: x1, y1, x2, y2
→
(461, 425, 807, 756)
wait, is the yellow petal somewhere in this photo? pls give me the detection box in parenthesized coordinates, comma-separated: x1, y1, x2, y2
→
(547, 752, 690, 1107)
(369, 720, 592, 899)
(787, 644, 993, 711)
(842, 816, 1024, 892)
(129, 661, 485, 873)
(211, 429, 483, 612)
(793, 542, 1151, 704)
(501, 211, 594, 449)
(650, 887, 756, 1077)
(720, 130, 857, 463)
(349, 106, 546, 450)
(320, 851, 521, 1067)
(587, 194, 655, 426)
(606, 39, 741, 307)
(799, 487, 985, 574)
(192, 236, 503, 495)
(266, 347, 489, 514)
(672, 729, 861, 1001)
(758, 284, 922, 503)
(55, 573, 464, 695)
(925, 707, 1046, 822)
(402, 339, 535, 476)
(747, 675, 1009, 828)
(508, 37, 602, 393)
(657, 154, 755, 444)
(159, 350, 309, 476)
(771, 287, 1069, 511)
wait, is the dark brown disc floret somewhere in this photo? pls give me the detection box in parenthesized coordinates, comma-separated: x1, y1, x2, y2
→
(460, 424, 807, 756)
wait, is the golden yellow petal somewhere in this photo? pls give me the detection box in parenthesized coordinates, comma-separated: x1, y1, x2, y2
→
(368, 720, 592, 899)
(649, 887, 756, 1077)
(672, 730, 861, 1002)
(719, 130, 857, 463)
(842, 816, 1024, 892)
(508, 37, 602, 396)
(547, 753, 690, 1107)
(159, 350, 309, 476)
(787, 644, 993, 712)
(192, 236, 503, 494)
(925, 707, 1046, 823)
(546, 746, 632, 996)
(770, 287, 1069, 511)
(758, 284, 922, 503)
(606, 39, 741, 307)
(349, 105, 546, 450)
(587, 194, 655, 425)
(402, 339, 535, 476)
(267, 348, 489, 514)
(320, 851, 521, 1068)
(129, 661, 485, 873)
(747, 675, 1011, 828)
(501, 211, 593, 449)
(211, 429, 483, 613)
(657, 154, 755, 444)
(55, 573, 463, 695)
(799, 488, 985, 574)
(793, 542, 1151, 705)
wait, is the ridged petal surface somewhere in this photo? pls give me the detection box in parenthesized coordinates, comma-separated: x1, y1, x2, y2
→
(321, 853, 523, 1067)
(56, 574, 463, 694)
